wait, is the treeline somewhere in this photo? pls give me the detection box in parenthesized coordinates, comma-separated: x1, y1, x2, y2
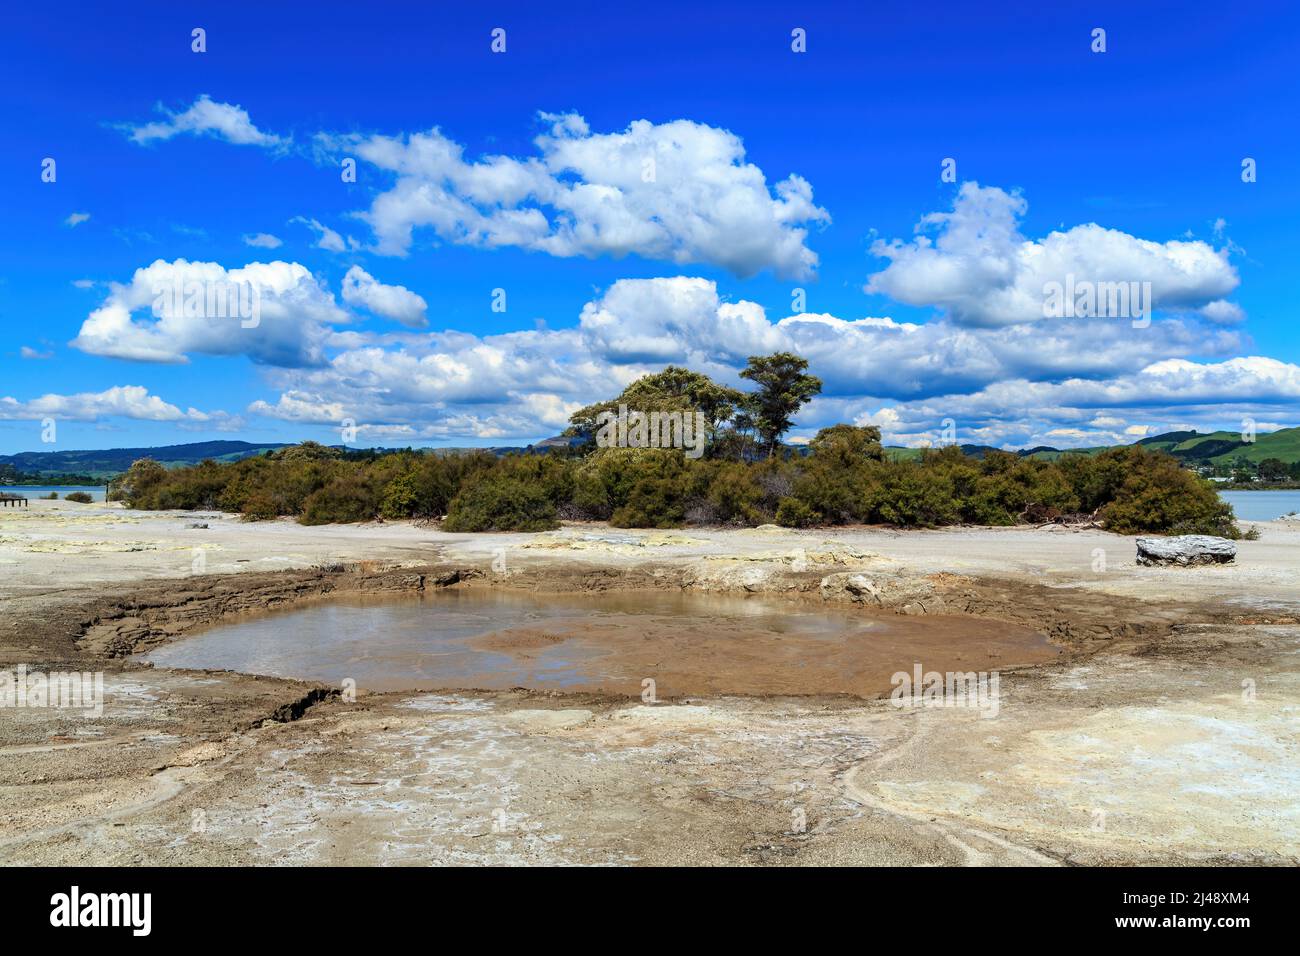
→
(0, 464, 102, 485)
(1209, 457, 1300, 484)
(110, 356, 1241, 537)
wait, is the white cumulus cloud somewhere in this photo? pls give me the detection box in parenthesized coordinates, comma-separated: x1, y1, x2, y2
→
(291, 217, 351, 252)
(70, 259, 349, 366)
(867, 182, 1241, 327)
(241, 275, 1267, 446)
(340, 112, 829, 278)
(242, 233, 283, 249)
(0, 385, 231, 424)
(341, 266, 428, 328)
(124, 95, 285, 148)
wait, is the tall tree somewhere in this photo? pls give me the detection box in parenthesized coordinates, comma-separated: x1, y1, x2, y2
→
(566, 365, 745, 450)
(739, 352, 822, 458)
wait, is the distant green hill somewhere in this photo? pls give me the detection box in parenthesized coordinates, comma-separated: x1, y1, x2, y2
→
(883, 426, 1300, 467)
(0, 440, 291, 479)
(1021, 446, 1105, 462)
(1208, 427, 1300, 465)
(1134, 426, 1300, 466)
(887, 443, 1003, 461)
(1134, 430, 1203, 451)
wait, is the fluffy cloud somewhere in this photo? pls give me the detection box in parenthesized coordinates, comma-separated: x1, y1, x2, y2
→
(291, 217, 353, 252)
(339, 112, 828, 278)
(0, 385, 232, 424)
(576, 277, 1241, 400)
(867, 183, 1241, 326)
(65, 212, 90, 227)
(124, 95, 284, 148)
(242, 233, 283, 249)
(1199, 299, 1246, 324)
(59, 260, 1276, 447)
(242, 275, 1272, 446)
(70, 259, 349, 366)
(121, 100, 827, 275)
(340, 266, 428, 327)
(845, 356, 1300, 449)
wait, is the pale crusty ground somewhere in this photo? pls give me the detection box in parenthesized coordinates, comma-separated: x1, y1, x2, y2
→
(1, 499, 1297, 866)
(3, 499, 1296, 605)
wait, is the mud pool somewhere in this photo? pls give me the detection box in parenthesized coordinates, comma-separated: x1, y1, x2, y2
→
(141, 588, 1060, 697)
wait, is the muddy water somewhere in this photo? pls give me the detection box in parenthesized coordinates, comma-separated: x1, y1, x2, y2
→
(141, 589, 1060, 697)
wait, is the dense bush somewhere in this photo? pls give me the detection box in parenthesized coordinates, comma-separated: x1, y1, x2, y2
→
(300, 475, 382, 525)
(108, 436, 1239, 537)
(775, 496, 817, 528)
(104, 362, 1241, 536)
(443, 476, 559, 532)
(781, 425, 883, 524)
(1093, 448, 1237, 536)
(63, 491, 93, 503)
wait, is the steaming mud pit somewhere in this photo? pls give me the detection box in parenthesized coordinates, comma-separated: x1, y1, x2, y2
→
(141, 590, 1058, 697)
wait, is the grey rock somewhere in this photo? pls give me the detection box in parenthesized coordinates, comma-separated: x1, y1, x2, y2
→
(844, 574, 878, 597)
(1135, 535, 1236, 567)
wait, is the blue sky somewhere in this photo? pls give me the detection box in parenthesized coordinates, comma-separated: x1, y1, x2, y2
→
(2, 0, 1297, 454)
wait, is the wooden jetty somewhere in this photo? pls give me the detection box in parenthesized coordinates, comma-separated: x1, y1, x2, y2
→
(0, 492, 29, 507)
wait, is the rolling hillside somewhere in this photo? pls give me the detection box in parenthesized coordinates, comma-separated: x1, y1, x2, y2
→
(1206, 427, 1300, 465)
(1134, 427, 1300, 466)
(0, 441, 291, 479)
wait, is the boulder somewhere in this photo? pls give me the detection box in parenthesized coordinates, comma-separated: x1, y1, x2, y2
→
(1135, 535, 1236, 567)
(844, 574, 879, 598)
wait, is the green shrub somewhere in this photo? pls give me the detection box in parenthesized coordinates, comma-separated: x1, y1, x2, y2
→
(775, 497, 818, 528)
(240, 492, 279, 521)
(399, 452, 488, 518)
(570, 468, 612, 519)
(443, 476, 558, 532)
(115, 458, 168, 506)
(1101, 455, 1238, 537)
(300, 475, 380, 525)
(379, 471, 427, 519)
(611, 477, 688, 528)
(63, 491, 93, 503)
(781, 424, 884, 523)
(705, 462, 766, 525)
(864, 464, 959, 527)
(576, 447, 686, 515)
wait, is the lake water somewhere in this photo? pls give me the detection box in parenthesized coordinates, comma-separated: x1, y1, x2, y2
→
(0, 485, 107, 502)
(142, 588, 1058, 698)
(1219, 490, 1300, 521)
